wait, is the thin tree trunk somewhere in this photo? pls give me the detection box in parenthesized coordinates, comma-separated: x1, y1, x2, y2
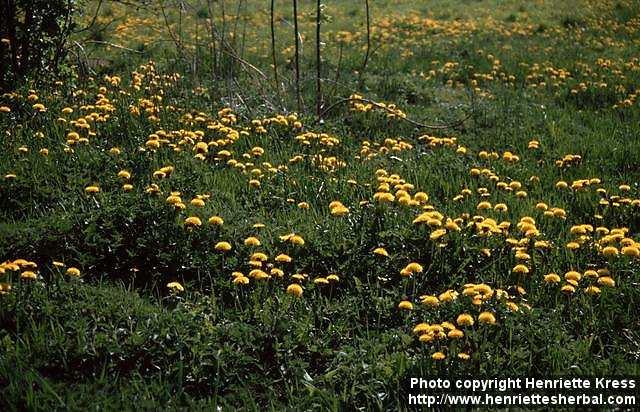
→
(230, 0, 243, 78)
(206, 0, 218, 78)
(220, 0, 226, 72)
(361, 0, 371, 78)
(239, 1, 248, 60)
(292, 0, 301, 112)
(270, 0, 279, 90)
(0, 0, 20, 89)
(20, 7, 33, 76)
(315, 0, 322, 117)
(194, 4, 199, 82)
(178, 0, 183, 52)
(231, 0, 243, 51)
(53, 0, 74, 72)
(329, 41, 343, 100)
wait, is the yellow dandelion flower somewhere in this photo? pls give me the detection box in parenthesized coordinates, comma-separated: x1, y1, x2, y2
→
(190, 198, 205, 207)
(456, 313, 474, 327)
(215, 241, 232, 252)
(286, 283, 303, 297)
(0, 283, 12, 294)
(330, 203, 350, 216)
(431, 352, 446, 360)
(585, 286, 601, 295)
(167, 281, 184, 292)
(290, 235, 305, 246)
(420, 295, 439, 307)
(327, 274, 340, 283)
(373, 247, 389, 257)
(506, 302, 519, 312)
(512, 264, 529, 274)
(478, 312, 496, 325)
(494, 203, 508, 212)
(597, 277, 615, 287)
(560, 284, 575, 295)
(448, 329, 464, 339)
(244, 236, 261, 246)
(564, 271, 582, 282)
(275, 254, 292, 263)
(583, 270, 598, 279)
(566, 242, 580, 250)
(544, 273, 561, 284)
(439, 290, 459, 302)
(185, 216, 202, 227)
(208, 216, 224, 226)
(250, 252, 268, 262)
(477, 201, 492, 210)
(406, 262, 423, 273)
(21, 271, 37, 280)
(536, 202, 549, 211)
(430, 229, 447, 241)
(233, 276, 250, 285)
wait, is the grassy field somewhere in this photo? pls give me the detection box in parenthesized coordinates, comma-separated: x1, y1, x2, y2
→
(1, 0, 640, 409)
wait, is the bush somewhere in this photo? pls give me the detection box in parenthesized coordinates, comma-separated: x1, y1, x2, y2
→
(0, 0, 75, 91)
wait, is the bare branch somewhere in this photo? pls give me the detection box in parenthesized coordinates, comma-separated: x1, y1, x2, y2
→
(317, 96, 473, 130)
(83, 40, 144, 54)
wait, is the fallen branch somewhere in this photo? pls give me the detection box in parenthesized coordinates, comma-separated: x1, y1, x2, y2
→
(83, 40, 143, 54)
(220, 48, 267, 80)
(316, 96, 473, 130)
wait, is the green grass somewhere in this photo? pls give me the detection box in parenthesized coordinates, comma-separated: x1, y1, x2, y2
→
(1, 0, 640, 409)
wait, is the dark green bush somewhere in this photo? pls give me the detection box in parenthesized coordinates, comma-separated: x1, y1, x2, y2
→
(0, 0, 75, 91)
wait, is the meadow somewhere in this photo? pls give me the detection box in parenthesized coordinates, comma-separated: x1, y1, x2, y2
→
(1, 0, 640, 409)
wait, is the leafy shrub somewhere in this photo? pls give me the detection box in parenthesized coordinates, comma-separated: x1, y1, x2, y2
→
(0, 0, 75, 91)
